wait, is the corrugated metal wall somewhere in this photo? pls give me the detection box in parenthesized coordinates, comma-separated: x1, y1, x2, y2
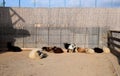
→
(0, 7, 120, 49)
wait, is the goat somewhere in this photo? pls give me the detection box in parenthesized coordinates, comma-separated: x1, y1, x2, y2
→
(42, 46, 64, 54)
(29, 48, 47, 59)
(64, 43, 76, 53)
(7, 42, 22, 52)
(85, 47, 110, 54)
(42, 46, 53, 53)
(76, 47, 86, 53)
(85, 48, 95, 54)
(102, 46, 110, 53)
(93, 47, 103, 53)
(52, 46, 64, 53)
(93, 47, 110, 53)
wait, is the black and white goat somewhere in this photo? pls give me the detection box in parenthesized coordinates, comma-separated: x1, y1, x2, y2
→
(64, 43, 76, 53)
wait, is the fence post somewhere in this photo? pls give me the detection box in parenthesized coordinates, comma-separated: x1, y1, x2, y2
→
(3, 0, 5, 7)
(107, 30, 112, 48)
(19, 0, 21, 7)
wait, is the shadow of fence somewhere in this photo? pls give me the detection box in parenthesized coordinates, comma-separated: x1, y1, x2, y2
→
(0, 7, 30, 52)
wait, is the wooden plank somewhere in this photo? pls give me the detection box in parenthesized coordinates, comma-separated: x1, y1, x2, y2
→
(109, 37, 120, 42)
(108, 41, 120, 48)
(110, 30, 120, 33)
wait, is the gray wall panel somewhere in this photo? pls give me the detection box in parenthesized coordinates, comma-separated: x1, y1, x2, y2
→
(0, 7, 120, 49)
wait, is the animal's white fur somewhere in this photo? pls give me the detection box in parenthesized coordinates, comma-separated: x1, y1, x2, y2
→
(85, 48, 95, 54)
(103, 47, 110, 53)
(68, 44, 76, 50)
(29, 48, 41, 59)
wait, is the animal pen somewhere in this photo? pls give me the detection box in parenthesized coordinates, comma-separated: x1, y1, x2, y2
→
(0, 1, 120, 76)
(0, 7, 120, 50)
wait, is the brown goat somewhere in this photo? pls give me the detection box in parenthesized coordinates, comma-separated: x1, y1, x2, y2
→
(42, 46, 64, 54)
(76, 47, 86, 53)
(42, 47, 53, 52)
(52, 46, 64, 53)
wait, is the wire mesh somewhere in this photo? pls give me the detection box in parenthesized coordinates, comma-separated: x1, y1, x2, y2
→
(0, 8, 113, 49)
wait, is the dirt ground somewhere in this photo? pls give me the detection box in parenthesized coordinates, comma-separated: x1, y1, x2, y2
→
(0, 51, 120, 76)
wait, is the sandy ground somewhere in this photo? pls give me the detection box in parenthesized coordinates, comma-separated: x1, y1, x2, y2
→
(0, 51, 120, 76)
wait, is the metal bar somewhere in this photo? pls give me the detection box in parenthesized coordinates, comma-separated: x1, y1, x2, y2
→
(95, 0, 97, 7)
(79, 0, 81, 7)
(49, 0, 51, 8)
(34, 0, 36, 8)
(98, 27, 100, 47)
(64, 0, 66, 7)
(3, 0, 5, 7)
(19, 0, 21, 7)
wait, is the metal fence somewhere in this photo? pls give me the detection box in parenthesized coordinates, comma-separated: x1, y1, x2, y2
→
(0, 23, 108, 49)
(12, 25, 109, 48)
(0, 0, 119, 8)
(1, 7, 120, 49)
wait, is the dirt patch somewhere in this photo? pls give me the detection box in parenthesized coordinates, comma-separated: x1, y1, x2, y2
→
(0, 51, 119, 76)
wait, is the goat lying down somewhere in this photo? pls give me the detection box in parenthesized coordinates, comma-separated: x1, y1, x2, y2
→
(85, 47, 110, 54)
(102, 47, 111, 53)
(76, 47, 86, 53)
(42, 46, 64, 54)
(74, 47, 95, 54)
(42, 47, 53, 52)
(93, 47, 110, 53)
(64, 43, 76, 53)
(29, 48, 48, 59)
(7, 42, 22, 52)
(64, 43, 110, 54)
(41, 42, 110, 54)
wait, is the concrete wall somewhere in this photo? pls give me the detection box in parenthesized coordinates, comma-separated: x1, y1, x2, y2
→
(0, 7, 120, 49)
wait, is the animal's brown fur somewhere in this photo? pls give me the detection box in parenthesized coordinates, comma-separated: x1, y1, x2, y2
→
(42, 47, 53, 52)
(42, 46, 64, 54)
(52, 46, 64, 53)
(76, 47, 86, 53)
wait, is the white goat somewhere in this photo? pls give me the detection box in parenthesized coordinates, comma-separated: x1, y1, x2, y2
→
(103, 46, 111, 53)
(29, 48, 47, 59)
(85, 48, 95, 54)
